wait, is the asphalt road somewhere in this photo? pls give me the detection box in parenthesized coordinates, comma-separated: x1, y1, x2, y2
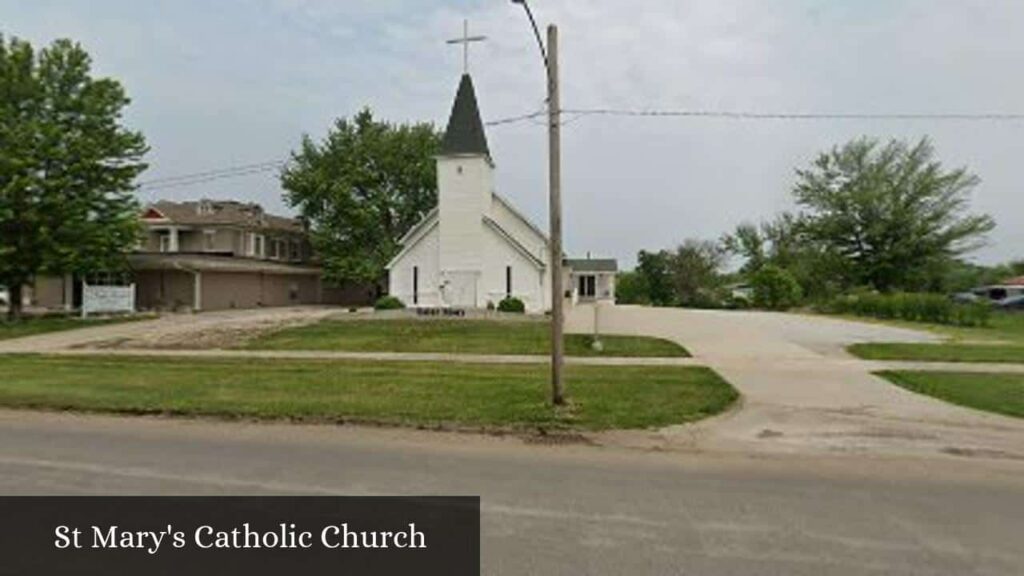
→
(2, 410, 1021, 576)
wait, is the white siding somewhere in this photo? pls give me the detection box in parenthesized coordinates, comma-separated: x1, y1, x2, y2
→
(481, 225, 546, 312)
(388, 224, 441, 307)
(488, 196, 553, 310)
(438, 156, 492, 273)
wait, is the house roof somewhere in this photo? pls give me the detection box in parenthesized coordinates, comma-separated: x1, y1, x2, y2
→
(565, 258, 618, 273)
(440, 74, 490, 157)
(143, 200, 303, 233)
(1005, 276, 1024, 286)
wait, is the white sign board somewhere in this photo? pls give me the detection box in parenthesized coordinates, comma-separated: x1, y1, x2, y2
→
(82, 283, 135, 317)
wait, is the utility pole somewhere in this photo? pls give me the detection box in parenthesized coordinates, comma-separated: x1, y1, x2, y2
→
(512, 1, 565, 406)
(547, 24, 565, 406)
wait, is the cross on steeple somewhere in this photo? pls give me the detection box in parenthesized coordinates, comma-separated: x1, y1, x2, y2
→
(446, 19, 487, 75)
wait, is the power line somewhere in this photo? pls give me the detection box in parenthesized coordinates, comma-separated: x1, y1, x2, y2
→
(561, 108, 1024, 122)
(136, 111, 548, 192)
(135, 106, 1024, 191)
(137, 160, 286, 189)
(138, 163, 285, 192)
(485, 109, 547, 127)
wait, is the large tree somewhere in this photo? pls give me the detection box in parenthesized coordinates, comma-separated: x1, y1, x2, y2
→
(630, 241, 727, 308)
(722, 213, 842, 299)
(281, 109, 441, 287)
(668, 239, 727, 308)
(634, 250, 675, 306)
(0, 36, 147, 320)
(793, 137, 994, 292)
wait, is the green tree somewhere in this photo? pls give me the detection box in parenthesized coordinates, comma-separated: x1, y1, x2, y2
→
(1011, 260, 1024, 277)
(614, 270, 649, 305)
(635, 250, 674, 306)
(750, 265, 803, 311)
(668, 239, 727, 308)
(0, 36, 147, 320)
(723, 213, 843, 300)
(281, 109, 441, 286)
(793, 137, 994, 292)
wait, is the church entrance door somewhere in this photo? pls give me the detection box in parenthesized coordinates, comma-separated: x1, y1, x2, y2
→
(443, 271, 478, 308)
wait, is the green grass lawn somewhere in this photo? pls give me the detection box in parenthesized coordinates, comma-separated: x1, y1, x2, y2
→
(845, 312, 1024, 363)
(876, 371, 1024, 419)
(0, 315, 147, 341)
(850, 342, 1024, 363)
(0, 355, 734, 431)
(245, 319, 690, 358)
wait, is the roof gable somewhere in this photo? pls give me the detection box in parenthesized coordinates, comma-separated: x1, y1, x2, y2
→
(483, 217, 546, 270)
(386, 211, 439, 270)
(490, 193, 549, 245)
(141, 207, 167, 220)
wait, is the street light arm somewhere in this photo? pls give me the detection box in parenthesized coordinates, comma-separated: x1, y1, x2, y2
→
(512, 0, 548, 70)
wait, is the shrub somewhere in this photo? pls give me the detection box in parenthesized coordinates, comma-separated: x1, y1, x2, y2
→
(750, 265, 803, 311)
(822, 292, 990, 327)
(374, 296, 406, 310)
(497, 297, 526, 314)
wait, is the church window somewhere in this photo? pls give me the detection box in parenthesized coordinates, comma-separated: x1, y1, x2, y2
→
(506, 266, 512, 298)
(413, 266, 419, 305)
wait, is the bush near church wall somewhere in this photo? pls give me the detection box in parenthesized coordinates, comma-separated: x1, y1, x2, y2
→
(497, 297, 526, 314)
(374, 296, 406, 311)
(821, 292, 991, 327)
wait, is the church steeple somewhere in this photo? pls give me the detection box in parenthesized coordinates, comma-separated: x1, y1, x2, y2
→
(440, 74, 490, 158)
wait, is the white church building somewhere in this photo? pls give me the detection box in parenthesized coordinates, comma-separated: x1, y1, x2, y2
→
(387, 73, 616, 313)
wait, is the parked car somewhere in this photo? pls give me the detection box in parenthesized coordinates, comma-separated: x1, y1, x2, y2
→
(954, 284, 1024, 307)
(996, 294, 1024, 311)
(0, 286, 7, 307)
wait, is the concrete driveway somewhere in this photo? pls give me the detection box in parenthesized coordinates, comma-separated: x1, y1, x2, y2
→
(569, 305, 1024, 460)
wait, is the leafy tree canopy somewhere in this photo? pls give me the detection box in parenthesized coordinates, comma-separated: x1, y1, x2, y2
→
(635, 250, 675, 307)
(793, 137, 994, 292)
(0, 35, 147, 319)
(630, 241, 727, 308)
(668, 239, 728, 308)
(723, 213, 841, 300)
(281, 109, 441, 285)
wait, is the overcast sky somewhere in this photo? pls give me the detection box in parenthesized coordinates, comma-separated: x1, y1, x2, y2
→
(3, 0, 1022, 267)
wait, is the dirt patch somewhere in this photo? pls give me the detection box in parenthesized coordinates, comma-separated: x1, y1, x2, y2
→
(78, 308, 341, 350)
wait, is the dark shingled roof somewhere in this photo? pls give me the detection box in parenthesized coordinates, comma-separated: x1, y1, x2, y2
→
(565, 258, 619, 273)
(440, 74, 490, 157)
(144, 200, 304, 233)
